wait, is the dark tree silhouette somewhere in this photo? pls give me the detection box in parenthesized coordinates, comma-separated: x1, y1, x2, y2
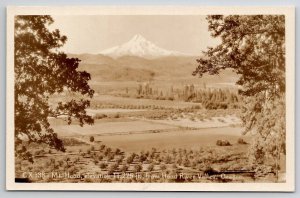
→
(90, 136, 95, 143)
(15, 15, 94, 161)
(193, 15, 285, 171)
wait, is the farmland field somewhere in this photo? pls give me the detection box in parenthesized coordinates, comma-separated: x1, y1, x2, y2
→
(16, 90, 284, 184)
(92, 95, 201, 109)
(17, 92, 279, 184)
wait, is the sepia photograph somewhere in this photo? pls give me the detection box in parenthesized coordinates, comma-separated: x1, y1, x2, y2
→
(6, 6, 295, 191)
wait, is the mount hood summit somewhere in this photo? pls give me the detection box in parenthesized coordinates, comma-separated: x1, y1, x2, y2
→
(99, 34, 188, 58)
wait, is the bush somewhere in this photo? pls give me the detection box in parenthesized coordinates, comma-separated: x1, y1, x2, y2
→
(165, 155, 172, 164)
(114, 113, 120, 118)
(121, 165, 129, 173)
(147, 163, 154, 172)
(105, 147, 112, 153)
(237, 138, 247, 144)
(139, 154, 148, 162)
(90, 136, 95, 143)
(99, 144, 106, 151)
(114, 148, 121, 155)
(126, 156, 134, 164)
(108, 163, 119, 174)
(94, 113, 107, 119)
(216, 140, 231, 146)
(177, 158, 182, 165)
(134, 164, 142, 173)
(98, 155, 104, 161)
(99, 162, 107, 169)
(116, 157, 123, 164)
(107, 153, 115, 161)
(160, 163, 167, 171)
(183, 158, 190, 167)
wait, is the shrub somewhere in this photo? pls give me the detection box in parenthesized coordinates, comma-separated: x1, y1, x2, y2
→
(106, 147, 112, 153)
(183, 158, 190, 167)
(107, 153, 115, 161)
(216, 140, 231, 146)
(237, 138, 247, 144)
(98, 155, 104, 161)
(126, 156, 134, 164)
(191, 160, 198, 168)
(139, 154, 148, 163)
(171, 148, 177, 155)
(147, 163, 154, 172)
(116, 157, 123, 164)
(134, 164, 143, 173)
(99, 162, 107, 169)
(114, 113, 120, 118)
(50, 158, 55, 165)
(99, 144, 106, 151)
(68, 166, 77, 175)
(58, 160, 64, 166)
(108, 163, 119, 174)
(95, 113, 107, 119)
(114, 148, 121, 155)
(177, 158, 182, 165)
(165, 155, 172, 164)
(160, 163, 167, 171)
(203, 165, 215, 175)
(121, 165, 129, 173)
(90, 136, 95, 143)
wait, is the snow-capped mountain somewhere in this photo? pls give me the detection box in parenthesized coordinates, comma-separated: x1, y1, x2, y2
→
(100, 34, 187, 58)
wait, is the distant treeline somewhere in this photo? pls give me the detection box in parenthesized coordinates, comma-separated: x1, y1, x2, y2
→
(120, 83, 241, 110)
(191, 89, 241, 109)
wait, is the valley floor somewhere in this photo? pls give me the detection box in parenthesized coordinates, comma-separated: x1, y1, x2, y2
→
(15, 95, 285, 183)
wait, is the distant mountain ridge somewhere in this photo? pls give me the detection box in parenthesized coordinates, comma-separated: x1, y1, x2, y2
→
(67, 35, 238, 88)
(68, 53, 239, 88)
(99, 34, 189, 59)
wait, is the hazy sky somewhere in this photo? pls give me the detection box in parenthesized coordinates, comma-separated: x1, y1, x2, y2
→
(51, 15, 220, 55)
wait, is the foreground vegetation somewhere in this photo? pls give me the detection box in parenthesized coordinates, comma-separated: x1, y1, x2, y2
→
(15, 136, 281, 183)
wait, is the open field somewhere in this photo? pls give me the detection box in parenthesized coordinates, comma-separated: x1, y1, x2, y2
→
(52, 120, 179, 136)
(90, 127, 247, 152)
(17, 101, 283, 184)
(92, 95, 200, 109)
(18, 91, 284, 184)
(16, 128, 281, 183)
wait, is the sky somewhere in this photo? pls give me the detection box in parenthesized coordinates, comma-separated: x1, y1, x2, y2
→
(50, 15, 221, 55)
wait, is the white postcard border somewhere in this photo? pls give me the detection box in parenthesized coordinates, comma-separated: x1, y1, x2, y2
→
(6, 6, 295, 191)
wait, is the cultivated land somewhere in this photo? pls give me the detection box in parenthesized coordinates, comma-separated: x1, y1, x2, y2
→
(16, 54, 284, 183)
(16, 94, 282, 183)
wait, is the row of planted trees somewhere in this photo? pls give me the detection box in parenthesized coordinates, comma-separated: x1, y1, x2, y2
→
(130, 83, 241, 109)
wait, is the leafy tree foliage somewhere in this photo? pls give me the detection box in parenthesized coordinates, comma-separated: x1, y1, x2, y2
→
(15, 15, 94, 161)
(193, 15, 285, 169)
